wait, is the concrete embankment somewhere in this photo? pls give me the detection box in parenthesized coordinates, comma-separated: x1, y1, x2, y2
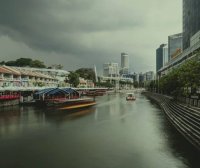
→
(143, 92, 200, 151)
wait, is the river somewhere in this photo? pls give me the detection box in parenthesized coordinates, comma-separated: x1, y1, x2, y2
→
(0, 93, 199, 168)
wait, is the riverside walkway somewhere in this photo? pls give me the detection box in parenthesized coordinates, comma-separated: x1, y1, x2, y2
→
(143, 92, 200, 150)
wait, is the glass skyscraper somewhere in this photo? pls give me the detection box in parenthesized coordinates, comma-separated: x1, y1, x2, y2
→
(156, 44, 168, 72)
(168, 33, 182, 60)
(183, 0, 200, 50)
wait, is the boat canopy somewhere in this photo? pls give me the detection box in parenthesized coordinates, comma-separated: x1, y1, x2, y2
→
(46, 88, 69, 96)
(62, 88, 79, 94)
(34, 88, 56, 95)
(34, 88, 79, 96)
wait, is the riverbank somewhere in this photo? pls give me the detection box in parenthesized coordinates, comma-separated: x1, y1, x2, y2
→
(143, 91, 200, 151)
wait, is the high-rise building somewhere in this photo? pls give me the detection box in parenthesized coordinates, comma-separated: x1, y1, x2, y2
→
(163, 44, 168, 65)
(139, 73, 144, 84)
(183, 0, 200, 50)
(156, 44, 168, 72)
(121, 52, 129, 68)
(145, 71, 155, 81)
(168, 33, 182, 60)
(103, 63, 119, 77)
(121, 52, 129, 74)
(190, 30, 200, 47)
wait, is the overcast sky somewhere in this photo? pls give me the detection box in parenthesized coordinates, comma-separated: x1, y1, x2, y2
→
(0, 0, 182, 73)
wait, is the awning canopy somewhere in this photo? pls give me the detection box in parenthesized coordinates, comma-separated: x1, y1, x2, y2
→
(34, 88, 56, 95)
(34, 88, 79, 96)
(62, 88, 79, 94)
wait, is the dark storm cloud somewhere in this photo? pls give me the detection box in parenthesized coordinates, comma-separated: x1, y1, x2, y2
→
(0, 0, 142, 56)
(0, 0, 182, 72)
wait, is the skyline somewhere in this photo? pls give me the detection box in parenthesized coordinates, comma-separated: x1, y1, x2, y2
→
(0, 0, 182, 73)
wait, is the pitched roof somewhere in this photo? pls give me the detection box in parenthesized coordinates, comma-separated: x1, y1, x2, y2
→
(2, 66, 21, 75)
(0, 66, 13, 74)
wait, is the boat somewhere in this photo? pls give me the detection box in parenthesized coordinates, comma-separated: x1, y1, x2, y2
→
(33, 88, 96, 110)
(126, 93, 136, 101)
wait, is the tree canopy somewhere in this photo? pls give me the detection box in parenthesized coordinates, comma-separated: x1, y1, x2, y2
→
(67, 72, 80, 87)
(159, 59, 200, 97)
(2, 58, 46, 68)
(75, 68, 95, 82)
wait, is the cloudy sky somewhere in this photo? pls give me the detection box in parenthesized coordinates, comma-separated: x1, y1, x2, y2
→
(0, 0, 182, 73)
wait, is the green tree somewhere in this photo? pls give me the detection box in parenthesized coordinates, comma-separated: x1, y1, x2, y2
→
(158, 59, 200, 97)
(133, 81, 139, 88)
(95, 82, 114, 88)
(49, 64, 63, 69)
(68, 72, 80, 87)
(4, 58, 48, 68)
(159, 70, 181, 96)
(75, 68, 95, 82)
(5, 61, 16, 66)
(0, 61, 5, 65)
(178, 60, 200, 94)
(146, 80, 156, 91)
(15, 58, 32, 67)
(30, 60, 46, 68)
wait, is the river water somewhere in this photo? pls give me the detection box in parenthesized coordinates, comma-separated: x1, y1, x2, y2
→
(0, 93, 199, 168)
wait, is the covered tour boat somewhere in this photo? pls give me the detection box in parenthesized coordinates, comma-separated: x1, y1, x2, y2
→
(33, 88, 96, 110)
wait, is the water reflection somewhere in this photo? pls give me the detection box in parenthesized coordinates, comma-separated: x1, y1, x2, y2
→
(0, 93, 199, 168)
(44, 107, 96, 124)
(0, 105, 96, 136)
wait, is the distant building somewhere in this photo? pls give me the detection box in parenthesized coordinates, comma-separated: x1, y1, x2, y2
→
(168, 33, 182, 60)
(156, 44, 168, 72)
(163, 44, 168, 65)
(139, 73, 144, 84)
(144, 71, 155, 81)
(78, 77, 94, 88)
(133, 73, 139, 82)
(157, 1, 200, 78)
(103, 63, 119, 77)
(121, 52, 129, 74)
(183, 0, 200, 50)
(122, 73, 139, 82)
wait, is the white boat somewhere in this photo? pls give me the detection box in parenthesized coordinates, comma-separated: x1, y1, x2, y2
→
(126, 93, 136, 101)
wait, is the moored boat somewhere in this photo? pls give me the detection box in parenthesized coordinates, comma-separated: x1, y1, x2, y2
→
(33, 88, 96, 110)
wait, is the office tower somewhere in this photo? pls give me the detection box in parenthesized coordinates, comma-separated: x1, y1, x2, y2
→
(163, 44, 168, 65)
(121, 52, 129, 74)
(168, 33, 182, 60)
(156, 44, 168, 72)
(145, 71, 155, 81)
(183, 0, 200, 50)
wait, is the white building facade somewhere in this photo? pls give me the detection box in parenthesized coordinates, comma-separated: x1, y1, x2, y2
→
(0, 66, 70, 90)
(103, 63, 119, 77)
